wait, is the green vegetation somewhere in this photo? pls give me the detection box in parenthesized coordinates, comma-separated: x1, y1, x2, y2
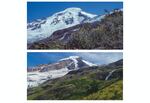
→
(27, 65, 123, 100)
(83, 80, 123, 100)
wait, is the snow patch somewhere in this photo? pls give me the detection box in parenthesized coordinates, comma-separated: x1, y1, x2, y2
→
(59, 56, 80, 61)
(59, 56, 79, 69)
(82, 60, 97, 66)
(81, 11, 97, 18)
(27, 67, 69, 88)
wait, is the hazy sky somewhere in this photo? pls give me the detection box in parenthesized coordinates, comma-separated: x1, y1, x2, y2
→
(27, 52, 123, 67)
(27, 2, 123, 22)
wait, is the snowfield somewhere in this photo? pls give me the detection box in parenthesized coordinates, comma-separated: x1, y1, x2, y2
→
(27, 67, 69, 88)
(82, 60, 97, 67)
(27, 56, 97, 88)
(27, 7, 97, 43)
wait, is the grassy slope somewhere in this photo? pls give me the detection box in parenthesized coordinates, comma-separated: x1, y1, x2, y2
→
(27, 67, 123, 100)
(83, 80, 123, 100)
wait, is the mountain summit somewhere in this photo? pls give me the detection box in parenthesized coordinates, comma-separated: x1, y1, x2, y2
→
(27, 56, 97, 88)
(27, 7, 97, 43)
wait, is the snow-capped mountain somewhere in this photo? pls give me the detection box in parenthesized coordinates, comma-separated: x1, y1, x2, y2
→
(27, 56, 97, 88)
(27, 7, 97, 43)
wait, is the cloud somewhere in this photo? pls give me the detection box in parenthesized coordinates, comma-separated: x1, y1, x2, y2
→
(72, 52, 123, 65)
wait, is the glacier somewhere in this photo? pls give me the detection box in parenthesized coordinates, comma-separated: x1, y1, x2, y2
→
(27, 7, 97, 43)
(27, 56, 97, 88)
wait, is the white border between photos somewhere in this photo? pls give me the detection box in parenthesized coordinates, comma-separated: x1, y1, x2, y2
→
(26, 1, 124, 103)
(2, 0, 150, 103)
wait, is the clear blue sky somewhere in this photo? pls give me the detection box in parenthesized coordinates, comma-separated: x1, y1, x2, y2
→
(27, 2, 123, 22)
(27, 52, 123, 67)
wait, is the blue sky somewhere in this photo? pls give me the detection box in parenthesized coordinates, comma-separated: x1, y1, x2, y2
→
(27, 2, 123, 22)
(27, 52, 123, 67)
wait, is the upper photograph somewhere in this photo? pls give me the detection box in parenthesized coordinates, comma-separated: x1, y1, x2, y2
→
(27, 2, 123, 50)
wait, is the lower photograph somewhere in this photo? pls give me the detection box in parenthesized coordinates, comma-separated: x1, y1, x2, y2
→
(27, 52, 123, 100)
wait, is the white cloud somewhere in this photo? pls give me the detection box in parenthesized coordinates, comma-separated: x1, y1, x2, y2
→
(72, 52, 123, 65)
